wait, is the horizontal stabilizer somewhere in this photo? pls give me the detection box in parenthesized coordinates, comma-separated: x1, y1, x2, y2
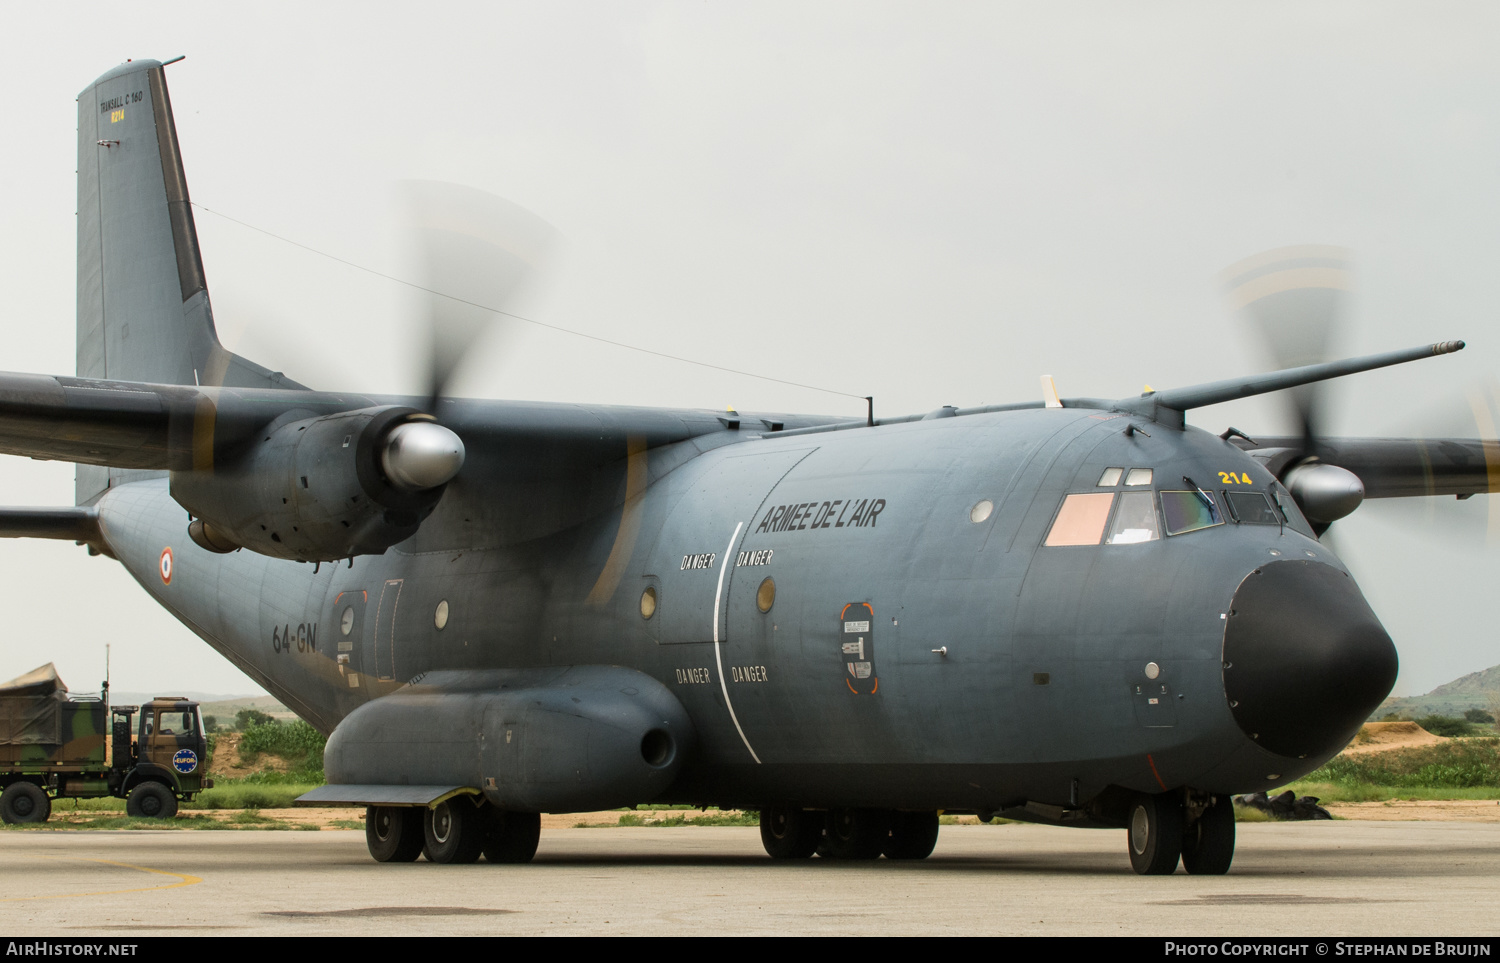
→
(0, 506, 100, 542)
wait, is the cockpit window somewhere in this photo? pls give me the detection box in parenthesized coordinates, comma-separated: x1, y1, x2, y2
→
(1097, 468, 1123, 487)
(1124, 468, 1153, 486)
(1044, 492, 1116, 546)
(1106, 491, 1160, 544)
(1160, 490, 1224, 536)
(1225, 491, 1279, 525)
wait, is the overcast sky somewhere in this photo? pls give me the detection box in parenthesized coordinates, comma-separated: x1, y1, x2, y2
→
(0, 3, 1497, 698)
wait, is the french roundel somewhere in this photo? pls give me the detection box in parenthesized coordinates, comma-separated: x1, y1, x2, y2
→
(159, 547, 173, 585)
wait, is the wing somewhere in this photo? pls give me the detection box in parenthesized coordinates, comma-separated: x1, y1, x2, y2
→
(1236, 436, 1500, 499)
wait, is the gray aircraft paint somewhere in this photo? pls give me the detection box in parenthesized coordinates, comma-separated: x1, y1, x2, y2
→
(94, 398, 1326, 813)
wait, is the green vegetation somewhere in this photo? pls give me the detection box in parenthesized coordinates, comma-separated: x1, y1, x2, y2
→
(1415, 715, 1483, 738)
(573, 808, 759, 827)
(1232, 805, 1274, 823)
(235, 708, 276, 731)
(191, 778, 320, 810)
(1286, 738, 1500, 802)
(236, 719, 326, 781)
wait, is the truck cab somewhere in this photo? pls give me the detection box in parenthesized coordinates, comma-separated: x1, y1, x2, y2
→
(128, 698, 209, 797)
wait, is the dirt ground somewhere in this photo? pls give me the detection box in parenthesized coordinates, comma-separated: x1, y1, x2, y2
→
(1326, 799, 1500, 821)
(208, 732, 295, 776)
(1340, 720, 1449, 755)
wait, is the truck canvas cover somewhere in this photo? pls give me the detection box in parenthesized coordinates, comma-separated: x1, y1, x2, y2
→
(0, 663, 68, 746)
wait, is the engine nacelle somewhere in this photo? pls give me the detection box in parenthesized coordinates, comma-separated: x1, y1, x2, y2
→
(323, 667, 696, 813)
(171, 406, 464, 561)
(1283, 460, 1365, 524)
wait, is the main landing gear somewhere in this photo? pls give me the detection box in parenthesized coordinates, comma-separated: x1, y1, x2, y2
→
(759, 807, 940, 861)
(1126, 791, 1235, 875)
(365, 799, 541, 865)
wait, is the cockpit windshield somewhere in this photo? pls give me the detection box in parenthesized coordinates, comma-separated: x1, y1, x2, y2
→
(1160, 489, 1224, 536)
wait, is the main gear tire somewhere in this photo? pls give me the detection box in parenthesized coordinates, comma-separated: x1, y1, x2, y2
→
(366, 806, 425, 863)
(1127, 793, 1182, 875)
(1181, 795, 1236, 875)
(0, 782, 51, 824)
(882, 811, 940, 860)
(126, 782, 178, 820)
(818, 808, 891, 860)
(759, 808, 822, 859)
(481, 809, 541, 864)
(423, 798, 484, 864)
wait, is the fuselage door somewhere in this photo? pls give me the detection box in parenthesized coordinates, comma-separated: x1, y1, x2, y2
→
(333, 589, 369, 687)
(373, 579, 403, 681)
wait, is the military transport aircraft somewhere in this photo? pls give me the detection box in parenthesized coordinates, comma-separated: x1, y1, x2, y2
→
(0, 58, 1494, 874)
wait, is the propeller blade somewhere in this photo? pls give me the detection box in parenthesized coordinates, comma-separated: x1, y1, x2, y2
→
(1220, 245, 1353, 454)
(398, 181, 559, 412)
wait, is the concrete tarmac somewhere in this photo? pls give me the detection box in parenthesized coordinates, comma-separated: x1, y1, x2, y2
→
(1, 822, 1498, 936)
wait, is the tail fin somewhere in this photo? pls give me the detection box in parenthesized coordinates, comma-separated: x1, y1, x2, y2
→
(75, 59, 302, 502)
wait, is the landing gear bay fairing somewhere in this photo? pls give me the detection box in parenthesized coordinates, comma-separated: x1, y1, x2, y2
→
(2, 60, 1493, 873)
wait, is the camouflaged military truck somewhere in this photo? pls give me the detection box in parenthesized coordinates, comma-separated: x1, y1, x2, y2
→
(0, 664, 211, 823)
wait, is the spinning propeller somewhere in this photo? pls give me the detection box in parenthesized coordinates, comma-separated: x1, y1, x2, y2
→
(1221, 245, 1496, 535)
(377, 183, 560, 494)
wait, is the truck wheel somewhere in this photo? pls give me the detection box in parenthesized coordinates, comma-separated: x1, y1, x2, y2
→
(0, 783, 51, 824)
(366, 807, 424, 862)
(126, 782, 178, 819)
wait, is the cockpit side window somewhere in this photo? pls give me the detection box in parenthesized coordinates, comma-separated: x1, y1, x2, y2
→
(1044, 492, 1116, 546)
(1225, 491, 1279, 524)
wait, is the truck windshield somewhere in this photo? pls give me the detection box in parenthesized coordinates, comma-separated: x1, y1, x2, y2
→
(155, 711, 197, 736)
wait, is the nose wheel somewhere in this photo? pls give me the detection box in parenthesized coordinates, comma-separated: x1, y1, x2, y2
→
(1181, 794, 1235, 875)
(1127, 793, 1183, 874)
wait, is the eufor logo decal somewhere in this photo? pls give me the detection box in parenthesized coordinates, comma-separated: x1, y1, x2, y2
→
(159, 547, 173, 585)
(173, 748, 197, 774)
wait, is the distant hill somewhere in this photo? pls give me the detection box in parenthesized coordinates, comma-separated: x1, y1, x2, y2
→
(108, 691, 296, 723)
(1376, 664, 1500, 719)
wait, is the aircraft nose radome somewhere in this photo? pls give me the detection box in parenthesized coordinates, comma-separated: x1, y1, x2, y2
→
(1222, 559, 1398, 760)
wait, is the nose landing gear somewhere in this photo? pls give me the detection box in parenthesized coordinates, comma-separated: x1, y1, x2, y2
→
(1126, 790, 1235, 875)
